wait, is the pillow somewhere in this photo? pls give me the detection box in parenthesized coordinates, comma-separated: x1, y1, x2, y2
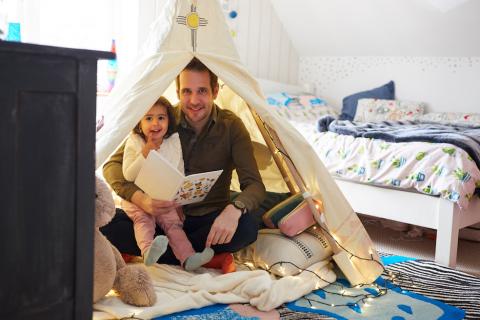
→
(278, 200, 316, 237)
(266, 92, 328, 108)
(266, 93, 339, 122)
(339, 81, 395, 121)
(235, 228, 333, 276)
(419, 112, 480, 126)
(354, 98, 426, 122)
(297, 95, 328, 108)
(266, 93, 290, 107)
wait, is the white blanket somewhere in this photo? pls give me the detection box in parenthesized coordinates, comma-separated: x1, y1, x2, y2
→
(93, 260, 335, 319)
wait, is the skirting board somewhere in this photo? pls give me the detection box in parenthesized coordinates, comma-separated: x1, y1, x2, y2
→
(335, 178, 480, 268)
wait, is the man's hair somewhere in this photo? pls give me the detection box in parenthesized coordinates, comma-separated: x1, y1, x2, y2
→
(176, 57, 218, 91)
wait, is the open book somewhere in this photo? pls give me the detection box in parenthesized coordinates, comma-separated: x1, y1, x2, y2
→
(135, 150, 223, 205)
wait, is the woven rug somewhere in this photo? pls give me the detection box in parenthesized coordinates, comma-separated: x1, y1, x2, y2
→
(152, 255, 479, 320)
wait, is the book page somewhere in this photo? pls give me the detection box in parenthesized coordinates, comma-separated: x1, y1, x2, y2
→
(174, 170, 223, 205)
(135, 151, 184, 200)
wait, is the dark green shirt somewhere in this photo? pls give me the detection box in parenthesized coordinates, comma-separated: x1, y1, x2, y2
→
(103, 104, 266, 216)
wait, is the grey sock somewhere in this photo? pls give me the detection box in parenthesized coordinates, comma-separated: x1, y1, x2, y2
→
(144, 235, 168, 266)
(184, 247, 214, 271)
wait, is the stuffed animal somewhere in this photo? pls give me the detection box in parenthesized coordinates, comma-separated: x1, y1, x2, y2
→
(94, 176, 157, 306)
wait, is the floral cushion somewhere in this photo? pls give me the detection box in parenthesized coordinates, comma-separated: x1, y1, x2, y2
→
(419, 112, 480, 126)
(354, 99, 425, 122)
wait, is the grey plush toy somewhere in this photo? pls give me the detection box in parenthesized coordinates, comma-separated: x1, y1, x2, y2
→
(94, 176, 157, 306)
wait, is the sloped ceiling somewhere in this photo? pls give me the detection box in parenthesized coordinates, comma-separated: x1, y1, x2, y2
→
(270, 0, 479, 56)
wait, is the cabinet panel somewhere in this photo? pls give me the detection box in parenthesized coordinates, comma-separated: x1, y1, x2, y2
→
(0, 41, 112, 320)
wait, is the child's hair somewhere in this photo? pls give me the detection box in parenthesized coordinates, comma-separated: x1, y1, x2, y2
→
(133, 96, 176, 141)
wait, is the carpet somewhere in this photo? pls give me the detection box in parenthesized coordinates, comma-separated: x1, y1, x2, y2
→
(361, 215, 480, 277)
(151, 254, 479, 320)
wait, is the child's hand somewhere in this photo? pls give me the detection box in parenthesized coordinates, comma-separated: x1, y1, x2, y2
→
(142, 132, 162, 157)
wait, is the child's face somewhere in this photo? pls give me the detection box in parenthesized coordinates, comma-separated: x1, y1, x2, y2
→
(140, 104, 169, 141)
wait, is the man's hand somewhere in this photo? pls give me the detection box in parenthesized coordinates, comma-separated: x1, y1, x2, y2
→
(131, 190, 177, 216)
(206, 204, 242, 247)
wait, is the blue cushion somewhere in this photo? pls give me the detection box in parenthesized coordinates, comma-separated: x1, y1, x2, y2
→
(339, 81, 395, 121)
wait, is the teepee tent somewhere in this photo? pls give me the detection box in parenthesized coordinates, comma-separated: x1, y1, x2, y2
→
(96, 0, 383, 285)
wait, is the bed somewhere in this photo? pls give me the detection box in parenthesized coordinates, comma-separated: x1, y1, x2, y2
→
(257, 78, 480, 269)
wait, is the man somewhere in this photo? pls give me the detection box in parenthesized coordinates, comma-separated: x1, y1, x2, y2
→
(101, 58, 266, 265)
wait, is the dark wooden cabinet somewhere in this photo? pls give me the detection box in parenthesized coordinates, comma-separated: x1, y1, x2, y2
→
(0, 41, 113, 320)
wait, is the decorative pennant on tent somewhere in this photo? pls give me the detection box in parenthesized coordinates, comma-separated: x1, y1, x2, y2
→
(176, 0, 208, 52)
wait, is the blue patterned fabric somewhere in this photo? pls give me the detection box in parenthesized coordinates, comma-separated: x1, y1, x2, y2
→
(286, 276, 464, 320)
(153, 304, 258, 320)
(381, 255, 416, 266)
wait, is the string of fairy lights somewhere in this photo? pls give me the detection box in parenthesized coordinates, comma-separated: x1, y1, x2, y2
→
(242, 227, 414, 313)
(249, 115, 416, 312)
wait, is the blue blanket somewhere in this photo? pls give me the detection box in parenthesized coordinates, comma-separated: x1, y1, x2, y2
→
(318, 116, 480, 169)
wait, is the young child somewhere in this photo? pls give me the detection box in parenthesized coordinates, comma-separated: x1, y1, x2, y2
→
(121, 96, 214, 270)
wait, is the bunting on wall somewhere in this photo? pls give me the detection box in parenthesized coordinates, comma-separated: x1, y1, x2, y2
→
(221, 0, 238, 39)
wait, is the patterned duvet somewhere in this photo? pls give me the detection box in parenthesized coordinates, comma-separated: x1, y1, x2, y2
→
(289, 121, 480, 209)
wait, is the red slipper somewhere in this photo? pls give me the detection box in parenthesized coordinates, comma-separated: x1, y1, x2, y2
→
(203, 252, 236, 273)
(121, 253, 136, 263)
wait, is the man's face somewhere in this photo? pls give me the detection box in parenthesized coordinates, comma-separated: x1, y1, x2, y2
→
(177, 69, 218, 130)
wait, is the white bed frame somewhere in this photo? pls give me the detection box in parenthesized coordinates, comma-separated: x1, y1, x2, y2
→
(258, 78, 480, 268)
(335, 179, 480, 267)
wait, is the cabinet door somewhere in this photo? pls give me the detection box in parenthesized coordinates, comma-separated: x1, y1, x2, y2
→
(0, 49, 96, 320)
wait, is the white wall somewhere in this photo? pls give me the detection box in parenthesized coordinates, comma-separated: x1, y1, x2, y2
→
(299, 57, 480, 113)
(12, 0, 298, 84)
(266, 0, 480, 113)
(226, 0, 298, 84)
(271, 0, 480, 57)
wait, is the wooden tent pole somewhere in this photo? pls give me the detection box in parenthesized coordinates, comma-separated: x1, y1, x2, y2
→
(247, 106, 372, 286)
(248, 106, 322, 215)
(248, 108, 299, 194)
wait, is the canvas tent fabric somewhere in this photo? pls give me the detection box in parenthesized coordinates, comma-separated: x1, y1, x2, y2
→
(95, 0, 382, 286)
